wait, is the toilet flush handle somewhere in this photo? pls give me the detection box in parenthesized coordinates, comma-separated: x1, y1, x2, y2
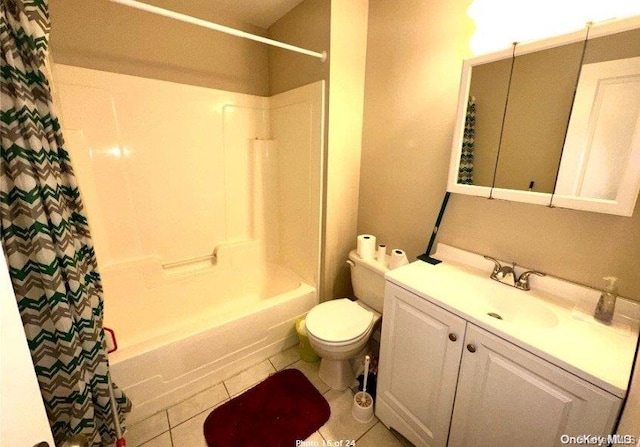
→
(346, 259, 355, 267)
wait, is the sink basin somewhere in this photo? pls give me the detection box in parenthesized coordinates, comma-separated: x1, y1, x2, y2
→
(480, 295, 560, 329)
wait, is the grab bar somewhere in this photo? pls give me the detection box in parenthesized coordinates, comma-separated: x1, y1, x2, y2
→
(161, 253, 216, 270)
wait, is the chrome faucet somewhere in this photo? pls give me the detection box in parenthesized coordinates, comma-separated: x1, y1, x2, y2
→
(515, 269, 545, 291)
(484, 256, 517, 286)
(484, 256, 545, 291)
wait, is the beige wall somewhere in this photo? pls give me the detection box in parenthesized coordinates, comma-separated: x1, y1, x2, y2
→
(323, 0, 369, 300)
(359, 0, 474, 262)
(49, 0, 270, 95)
(268, 0, 331, 96)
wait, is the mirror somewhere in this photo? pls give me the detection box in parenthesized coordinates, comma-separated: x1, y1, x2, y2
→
(493, 41, 585, 194)
(448, 48, 515, 196)
(552, 27, 640, 216)
(448, 17, 640, 216)
(458, 55, 514, 188)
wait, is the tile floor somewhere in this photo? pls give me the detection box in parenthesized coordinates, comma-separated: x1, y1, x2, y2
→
(125, 346, 413, 447)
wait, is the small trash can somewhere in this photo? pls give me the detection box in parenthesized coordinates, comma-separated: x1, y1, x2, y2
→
(296, 318, 320, 362)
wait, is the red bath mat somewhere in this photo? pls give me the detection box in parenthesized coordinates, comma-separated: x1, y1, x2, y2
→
(203, 368, 330, 447)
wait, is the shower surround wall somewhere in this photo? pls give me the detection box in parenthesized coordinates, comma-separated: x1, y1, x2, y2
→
(53, 64, 324, 422)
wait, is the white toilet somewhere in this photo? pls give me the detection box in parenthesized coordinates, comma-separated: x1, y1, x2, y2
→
(305, 250, 387, 390)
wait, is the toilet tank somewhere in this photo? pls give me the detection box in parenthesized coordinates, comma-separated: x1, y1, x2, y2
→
(348, 250, 389, 313)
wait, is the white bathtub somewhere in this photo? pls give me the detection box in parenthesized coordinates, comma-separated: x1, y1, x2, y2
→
(107, 257, 317, 424)
(55, 65, 325, 424)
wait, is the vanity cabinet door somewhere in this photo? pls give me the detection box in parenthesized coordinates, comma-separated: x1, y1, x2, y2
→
(448, 324, 621, 447)
(377, 283, 467, 447)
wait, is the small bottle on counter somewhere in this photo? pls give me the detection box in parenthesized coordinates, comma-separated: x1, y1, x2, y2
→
(594, 276, 619, 325)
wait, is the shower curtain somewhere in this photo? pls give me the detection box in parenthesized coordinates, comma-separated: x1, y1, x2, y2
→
(0, 1, 131, 445)
(458, 96, 475, 185)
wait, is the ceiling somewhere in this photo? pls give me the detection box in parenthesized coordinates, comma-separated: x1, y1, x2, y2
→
(211, 0, 305, 28)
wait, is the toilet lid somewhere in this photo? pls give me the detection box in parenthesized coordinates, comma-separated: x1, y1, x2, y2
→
(306, 298, 374, 343)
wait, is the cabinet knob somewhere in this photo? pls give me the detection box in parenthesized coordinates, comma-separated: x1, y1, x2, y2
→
(448, 333, 457, 342)
(467, 343, 477, 353)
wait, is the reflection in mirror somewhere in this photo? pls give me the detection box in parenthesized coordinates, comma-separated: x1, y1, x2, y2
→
(456, 57, 513, 187)
(555, 28, 640, 201)
(493, 40, 585, 193)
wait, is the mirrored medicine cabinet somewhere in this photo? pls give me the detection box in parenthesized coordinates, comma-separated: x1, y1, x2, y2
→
(447, 17, 640, 216)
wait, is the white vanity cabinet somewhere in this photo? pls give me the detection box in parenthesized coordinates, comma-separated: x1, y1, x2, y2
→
(448, 325, 621, 447)
(377, 283, 467, 447)
(377, 282, 623, 447)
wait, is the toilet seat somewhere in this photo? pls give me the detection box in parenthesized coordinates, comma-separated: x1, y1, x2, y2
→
(306, 298, 374, 344)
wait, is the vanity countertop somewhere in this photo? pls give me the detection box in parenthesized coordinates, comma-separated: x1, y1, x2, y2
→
(384, 244, 639, 398)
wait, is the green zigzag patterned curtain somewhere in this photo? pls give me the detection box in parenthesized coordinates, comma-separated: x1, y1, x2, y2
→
(458, 95, 475, 185)
(0, 1, 131, 445)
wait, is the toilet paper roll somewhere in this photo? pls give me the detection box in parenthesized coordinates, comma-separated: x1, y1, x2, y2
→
(390, 249, 409, 269)
(376, 244, 387, 266)
(357, 234, 376, 259)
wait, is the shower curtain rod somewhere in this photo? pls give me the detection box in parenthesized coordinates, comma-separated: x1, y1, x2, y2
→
(107, 0, 327, 62)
